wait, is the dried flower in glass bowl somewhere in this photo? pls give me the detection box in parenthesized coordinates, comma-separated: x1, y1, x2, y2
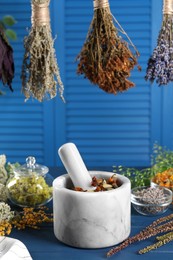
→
(151, 168, 173, 191)
(6, 156, 53, 208)
(131, 186, 172, 216)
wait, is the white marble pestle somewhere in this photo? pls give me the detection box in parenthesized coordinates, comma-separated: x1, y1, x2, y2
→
(58, 143, 94, 190)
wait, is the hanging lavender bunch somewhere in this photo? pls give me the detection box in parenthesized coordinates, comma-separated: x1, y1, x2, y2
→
(0, 27, 14, 92)
(145, 0, 173, 85)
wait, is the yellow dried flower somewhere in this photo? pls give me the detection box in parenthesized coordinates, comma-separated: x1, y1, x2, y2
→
(12, 206, 53, 230)
(0, 221, 12, 236)
(0, 205, 53, 236)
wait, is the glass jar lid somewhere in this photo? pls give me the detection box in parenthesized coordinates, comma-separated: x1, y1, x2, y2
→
(14, 156, 49, 176)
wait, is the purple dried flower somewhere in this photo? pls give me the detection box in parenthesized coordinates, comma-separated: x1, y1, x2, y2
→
(145, 14, 173, 86)
(0, 27, 14, 91)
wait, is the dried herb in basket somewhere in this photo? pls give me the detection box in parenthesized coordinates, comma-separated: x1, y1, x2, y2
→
(77, 0, 140, 94)
(145, 0, 173, 85)
(21, 0, 65, 102)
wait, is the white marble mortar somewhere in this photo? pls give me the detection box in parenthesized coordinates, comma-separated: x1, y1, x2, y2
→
(53, 171, 131, 248)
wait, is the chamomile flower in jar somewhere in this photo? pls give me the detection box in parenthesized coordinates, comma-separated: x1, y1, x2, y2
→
(6, 156, 53, 208)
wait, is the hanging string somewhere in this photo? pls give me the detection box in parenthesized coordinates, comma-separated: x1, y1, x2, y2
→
(163, 0, 173, 14)
(93, 0, 109, 9)
(111, 14, 139, 56)
(31, 2, 50, 26)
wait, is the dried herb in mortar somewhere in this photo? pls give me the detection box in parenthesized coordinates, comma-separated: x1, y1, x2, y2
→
(21, 0, 65, 102)
(73, 174, 119, 192)
(77, 0, 140, 94)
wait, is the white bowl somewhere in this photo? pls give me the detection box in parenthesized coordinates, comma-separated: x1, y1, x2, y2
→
(53, 171, 131, 248)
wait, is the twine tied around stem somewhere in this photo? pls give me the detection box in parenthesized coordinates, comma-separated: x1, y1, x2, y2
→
(93, 0, 109, 10)
(31, 1, 50, 26)
(163, 0, 173, 14)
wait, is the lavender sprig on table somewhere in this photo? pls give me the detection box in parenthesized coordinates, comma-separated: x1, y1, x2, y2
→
(145, 0, 173, 85)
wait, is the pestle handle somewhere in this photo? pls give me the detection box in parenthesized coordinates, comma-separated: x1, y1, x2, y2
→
(58, 143, 92, 190)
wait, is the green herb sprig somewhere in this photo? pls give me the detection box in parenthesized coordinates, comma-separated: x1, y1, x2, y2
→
(113, 143, 173, 188)
(151, 143, 173, 174)
(113, 166, 153, 188)
(0, 15, 17, 41)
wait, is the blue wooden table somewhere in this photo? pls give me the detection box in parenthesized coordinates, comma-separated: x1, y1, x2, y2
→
(9, 168, 173, 260)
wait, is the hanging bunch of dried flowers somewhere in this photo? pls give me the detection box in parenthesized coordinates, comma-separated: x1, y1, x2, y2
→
(0, 26, 14, 92)
(77, 0, 140, 94)
(145, 0, 173, 85)
(21, 0, 65, 102)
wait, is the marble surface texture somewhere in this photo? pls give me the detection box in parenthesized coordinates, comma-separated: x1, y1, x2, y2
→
(0, 237, 32, 259)
(53, 171, 131, 248)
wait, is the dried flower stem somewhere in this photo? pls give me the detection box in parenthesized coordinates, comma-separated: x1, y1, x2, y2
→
(139, 229, 173, 255)
(156, 231, 173, 240)
(148, 213, 173, 227)
(111, 14, 139, 56)
(12, 207, 53, 230)
(107, 214, 173, 257)
(138, 235, 173, 254)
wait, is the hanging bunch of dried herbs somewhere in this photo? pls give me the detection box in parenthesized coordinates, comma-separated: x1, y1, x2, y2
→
(21, 0, 65, 102)
(0, 26, 14, 92)
(145, 0, 173, 85)
(77, 0, 140, 94)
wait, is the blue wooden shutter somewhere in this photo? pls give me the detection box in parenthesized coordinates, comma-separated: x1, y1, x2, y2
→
(0, 0, 55, 166)
(0, 0, 166, 168)
(55, 0, 163, 168)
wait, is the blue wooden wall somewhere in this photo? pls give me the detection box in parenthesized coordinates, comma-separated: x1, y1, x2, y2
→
(0, 0, 170, 169)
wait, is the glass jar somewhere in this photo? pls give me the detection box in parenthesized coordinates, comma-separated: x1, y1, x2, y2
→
(6, 156, 53, 208)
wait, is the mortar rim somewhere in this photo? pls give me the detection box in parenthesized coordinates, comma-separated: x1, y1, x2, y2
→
(53, 171, 130, 196)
